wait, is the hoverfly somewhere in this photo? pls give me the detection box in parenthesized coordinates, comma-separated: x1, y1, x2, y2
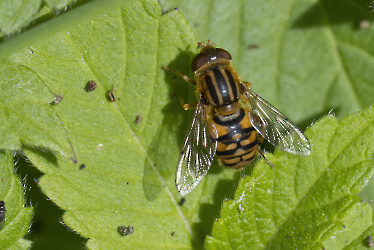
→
(164, 40, 310, 196)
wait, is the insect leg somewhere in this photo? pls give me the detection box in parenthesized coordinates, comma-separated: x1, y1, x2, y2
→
(258, 134, 264, 145)
(170, 93, 197, 110)
(258, 149, 275, 169)
(182, 103, 198, 110)
(163, 65, 196, 85)
(242, 81, 252, 88)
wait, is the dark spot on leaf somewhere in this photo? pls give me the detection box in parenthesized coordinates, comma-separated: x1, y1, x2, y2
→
(179, 198, 186, 206)
(368, 235, 373, 247)
(86, 80, 97, 92)
(118, 225, 134, 236)
(51, 94, 64, 105)
(247, 44, 258, 50)
(135, 115, 143, 124)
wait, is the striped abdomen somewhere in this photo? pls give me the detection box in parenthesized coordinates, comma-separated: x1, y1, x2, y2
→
(207, 108, 258, 170)
(201, 67, 239, 107)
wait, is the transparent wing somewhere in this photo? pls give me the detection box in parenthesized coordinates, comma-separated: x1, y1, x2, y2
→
(175, 99, 217, 196)
(243, 85, 311, 155)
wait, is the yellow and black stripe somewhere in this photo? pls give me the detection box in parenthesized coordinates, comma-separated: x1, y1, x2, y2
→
(201, 67, 239, 107)
(208, 108, 259, 170)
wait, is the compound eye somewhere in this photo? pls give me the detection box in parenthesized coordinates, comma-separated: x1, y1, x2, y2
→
(216, 48, 231, 60)
(192, 53, 209, 71)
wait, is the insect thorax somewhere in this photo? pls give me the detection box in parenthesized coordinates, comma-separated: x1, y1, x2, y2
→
(200, 66, 240, 111)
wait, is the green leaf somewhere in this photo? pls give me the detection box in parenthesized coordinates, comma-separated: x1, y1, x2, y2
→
(0, 0, 41, 35)
(3, 0, 233, 248)
(0, 151, 33, 249)
(0, 60, 77, 160)
(1, 0, 374, 249)
(43, 0, 77, 10)
(205, 106, 374, 249)
(0, 1, 129, 60)
(0, 0, 94, 38)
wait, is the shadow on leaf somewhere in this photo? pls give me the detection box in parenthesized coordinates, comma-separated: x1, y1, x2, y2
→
(0, 0, 93, 42)
(192, 167, 241, 244)
(143, 48, 196, 201)
(291, 0, 374, 29)
(22, 145, 58, 167)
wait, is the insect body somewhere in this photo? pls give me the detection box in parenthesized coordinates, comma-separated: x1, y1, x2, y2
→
(164, 41, 310, 196)
(86, 80, 97, 92)
(118, 225, 134, 236)
(209, 107, 258, 169)
(135, 115, 143, 124)
(51, 94, 64, 105)
(108, 89, 115, 102)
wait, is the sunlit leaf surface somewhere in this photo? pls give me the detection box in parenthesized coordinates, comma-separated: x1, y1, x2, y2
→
(206, 106, 374, 249)
(0, 151, 32, 250)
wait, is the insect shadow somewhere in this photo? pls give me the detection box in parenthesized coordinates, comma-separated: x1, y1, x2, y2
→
(190, 159, 259, 246)
(142, 48, 197, 201)
(191, 165, 242, 242)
